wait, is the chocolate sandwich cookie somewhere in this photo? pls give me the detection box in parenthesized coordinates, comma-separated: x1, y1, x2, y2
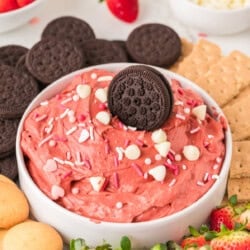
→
(16, 55, 44, 91)
(126, 23, 181, 67)
(112, 40, 133, 62)
(0, 64, 40, 118)
(41, 16, 96, 50)
(82, 39, 128, 66)
(0, 118, 19, 159)
(0, 154, 18, 181)
(26, 38, 85, 85)
(0, 45, 28, 67)
(108, 65, 173, 131)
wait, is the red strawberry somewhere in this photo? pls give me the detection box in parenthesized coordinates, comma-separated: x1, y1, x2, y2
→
(209, 195, 237, 232)
(181, 226, 211, 248)
(210, 230, 250, 250)
(16, 0, 34, 8)
(101, 0, 138, 23)
(234, 208, 250, 230)
(0, 0, 18, 13)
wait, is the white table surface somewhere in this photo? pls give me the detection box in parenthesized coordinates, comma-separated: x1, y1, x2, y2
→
(0, 0, 250, 56)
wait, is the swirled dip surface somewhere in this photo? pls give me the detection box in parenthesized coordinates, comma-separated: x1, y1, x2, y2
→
(21, 68, 226, 222)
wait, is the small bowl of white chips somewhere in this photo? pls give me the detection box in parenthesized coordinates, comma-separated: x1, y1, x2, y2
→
(169, 0, 250, 35)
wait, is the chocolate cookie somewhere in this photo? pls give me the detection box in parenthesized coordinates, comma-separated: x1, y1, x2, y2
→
(0, 154, 18, 181)
(82, 39, 128, 66)
(126, 23, 181, 67)
(26, 38, 85, 85)
(108, 65, 173, 131)
(0, 45, 28, 67)
(0, 118, 19, 158)
(112, 40, 133, 62)
(0, 64, 40, 118)
(41, 16, 96, 50)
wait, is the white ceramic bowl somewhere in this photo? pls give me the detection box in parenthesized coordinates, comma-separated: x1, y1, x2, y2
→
(0, 0, 47, 33)
(169, 0, 250, 35)
(16, 63, 232, 248)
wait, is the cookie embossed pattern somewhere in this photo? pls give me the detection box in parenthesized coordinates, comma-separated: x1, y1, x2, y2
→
(16, 63, 232, 248)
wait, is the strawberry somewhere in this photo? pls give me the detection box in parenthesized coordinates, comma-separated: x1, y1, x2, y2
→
(100, 0, 139, 23)
(0, 0, 18, 13)
(210, 230, 250, 250)
(209, 195, 238, 232)
(181, 226, 211, 248)
(234, 208, 250, 231)
(16, 0, 34, 8)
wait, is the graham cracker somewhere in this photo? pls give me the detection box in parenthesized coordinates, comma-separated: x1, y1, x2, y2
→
(169, 38, 194, 72)
(227, 178, 250, 202)
(174, 39, 222, 82)
(230, 141, 250, 178)
(195, 51, 250, 107)
(223, 86, 250, 141)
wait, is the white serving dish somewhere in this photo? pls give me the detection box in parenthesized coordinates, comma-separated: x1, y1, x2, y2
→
(16, 63, 232, 248)
(169, 0, 250, 35)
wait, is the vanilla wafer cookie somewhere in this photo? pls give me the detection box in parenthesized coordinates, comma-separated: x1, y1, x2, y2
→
(175, 39, 222, 82)
(195, 51, 250, 106)
(169, 38, 194, 72)
(228, 178, 250, 203)
(229, 141, 250, 179)
(223, 87, 250, 141)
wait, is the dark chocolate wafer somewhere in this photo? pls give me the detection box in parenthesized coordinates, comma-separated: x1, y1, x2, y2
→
(126, 23, 181, 67)
(82, 39, 128, 66)
(41, 16, 96, 49)
(0, 64, 40, 118)
(26, 38, 85, 85)
(0, 154, 18, 181)
(0, 45, 28, 67)
(0, 118, 19, 159)
(108, 65, 173, 131)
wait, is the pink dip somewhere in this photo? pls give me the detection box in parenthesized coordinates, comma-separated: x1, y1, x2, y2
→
(21, 68, 226, 223)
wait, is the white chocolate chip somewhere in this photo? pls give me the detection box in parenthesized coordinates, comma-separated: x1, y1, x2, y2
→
(116, 201, 123, 209)
(192, 105, 207, 121)
(76, 84, 91, 99)
(154, 141, 171, 157)
(144, 158, 152, 165)
(95, 88, 108, 103)
(96, 111, 111, 125)
(78, 129, 90, 143)
(51, 185, 65, 199)
(89, 176, 106, 192)
(148, 165, 167, 182)
(183, 145, 200, 161)
(43, 159, 58, 172)
(124, 144, 141, 160)
(151, 129, 167, 144)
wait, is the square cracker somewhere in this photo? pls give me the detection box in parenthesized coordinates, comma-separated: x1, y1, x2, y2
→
(169, 38, 194, 72)
(230, 141, 250, 178)
(227, 178, 250, 202)
(195, 51, 250, 107)
(174, 39, 222, 82)
(223, 87, 250, 141)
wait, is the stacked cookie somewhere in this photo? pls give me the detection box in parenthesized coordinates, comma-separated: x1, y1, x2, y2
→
(0, 46, 40, 181)
(170, 39, 250, 203)
(0, 174, 63, 250)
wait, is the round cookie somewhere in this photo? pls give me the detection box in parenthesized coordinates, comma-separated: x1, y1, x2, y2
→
(108, 65, 173, 131)
(0, 64, 40, 118)
(0, 229, 8, 248)
(41, 16, 95, 49)
(0, 181, 29, 229)
(82, 39, 128, 66)
(26, 38, 85, 85)
(0, 118, 19, 158)
(126, 23, 181, 67)
(0, 174, 16, 186)
(0, 154, 18, 181)
(0, 45, 28, 67)
(2, 221, 63, 250)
